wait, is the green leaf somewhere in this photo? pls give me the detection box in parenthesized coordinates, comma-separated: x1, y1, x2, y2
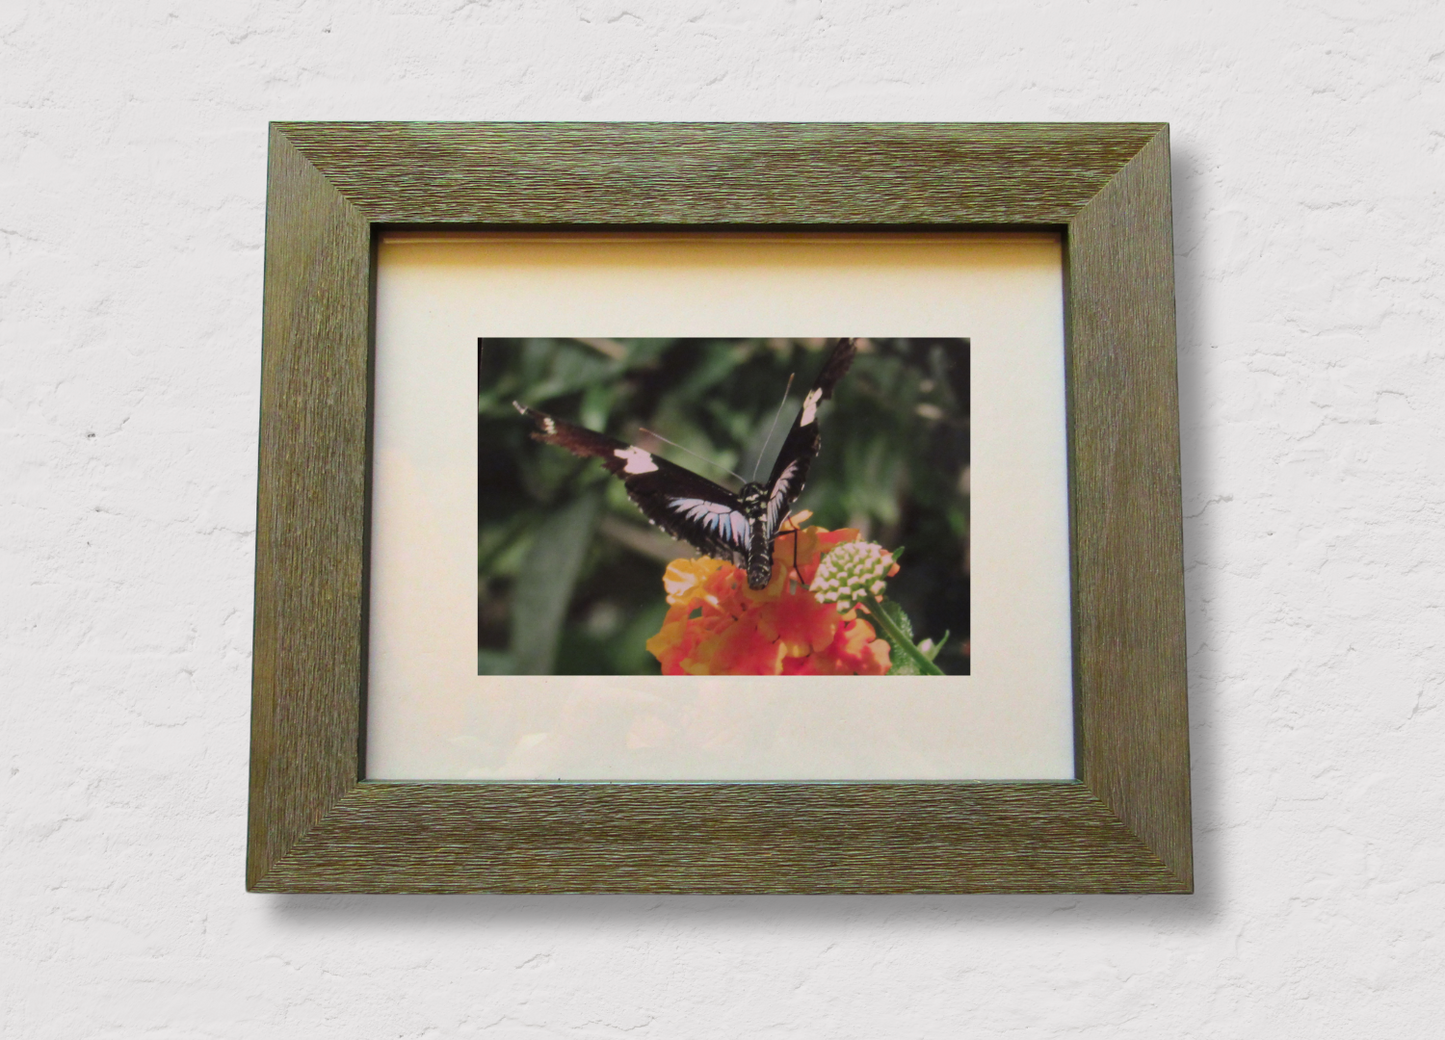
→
(877, 598, 914, 640)
(510, 489, 603, 674)
(477, 649, 517, 675)
(611, 599, 670, 675)
(867, 596, 946, 677)
(889, 655, 922, 676)
(874, 599, 919, 676)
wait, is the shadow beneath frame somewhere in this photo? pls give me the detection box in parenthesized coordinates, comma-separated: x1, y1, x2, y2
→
(267, 142, 1227, 930)
(1168, 132, 1227, 919)
(263, 887, 1219, 932)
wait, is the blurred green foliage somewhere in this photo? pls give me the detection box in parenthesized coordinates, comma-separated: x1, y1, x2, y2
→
(479, 337, 970, 676)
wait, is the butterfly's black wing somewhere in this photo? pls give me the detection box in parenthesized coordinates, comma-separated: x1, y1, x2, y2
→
(513, 403, 753, 565)
(762, 337, 858, 536)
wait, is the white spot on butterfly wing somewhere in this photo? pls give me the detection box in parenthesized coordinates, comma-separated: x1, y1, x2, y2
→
(614, 446, 659, 474)
(728, 511, 749, 545)
(671, 498, 751, 551)
(800, 388, 823, 426)
(767, 461, 799, 531)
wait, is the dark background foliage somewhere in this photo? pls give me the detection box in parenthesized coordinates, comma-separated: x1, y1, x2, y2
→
(478, 337, 970, 676)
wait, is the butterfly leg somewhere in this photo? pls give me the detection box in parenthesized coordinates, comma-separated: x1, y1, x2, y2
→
(775, 518, 808, 590)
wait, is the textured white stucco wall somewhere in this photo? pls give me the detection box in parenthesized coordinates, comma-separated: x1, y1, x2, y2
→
(4, 2, 1443, 1036)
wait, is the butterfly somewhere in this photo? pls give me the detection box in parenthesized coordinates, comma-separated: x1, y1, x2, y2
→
(513, 338, 857, 589)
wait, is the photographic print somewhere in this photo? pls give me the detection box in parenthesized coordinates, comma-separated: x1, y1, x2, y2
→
(479, 336, 970, 678)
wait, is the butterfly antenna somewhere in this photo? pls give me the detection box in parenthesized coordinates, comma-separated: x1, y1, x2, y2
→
(750, 372, 795, 481)
(637, 428, 747, 484)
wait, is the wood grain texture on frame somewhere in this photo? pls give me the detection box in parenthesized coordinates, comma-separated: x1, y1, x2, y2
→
(249, 122, 1190, 893)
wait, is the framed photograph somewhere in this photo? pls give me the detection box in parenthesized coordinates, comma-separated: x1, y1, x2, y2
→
(249, 123, 1190, 892)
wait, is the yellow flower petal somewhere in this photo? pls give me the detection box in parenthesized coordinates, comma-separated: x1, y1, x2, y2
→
(662, 556, 728, 605)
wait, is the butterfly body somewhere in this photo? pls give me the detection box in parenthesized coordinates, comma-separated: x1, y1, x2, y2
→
(514, 338, 856, 589)
(736, 482, 774, 589)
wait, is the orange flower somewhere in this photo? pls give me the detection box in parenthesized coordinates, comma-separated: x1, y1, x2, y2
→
(645, 513, 892, 676)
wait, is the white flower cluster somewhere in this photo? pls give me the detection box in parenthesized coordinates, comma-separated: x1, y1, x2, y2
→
(811, 541, 895, 612)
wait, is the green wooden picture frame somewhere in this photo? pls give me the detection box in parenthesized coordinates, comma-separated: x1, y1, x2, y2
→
(248, 122, 1190, 893)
